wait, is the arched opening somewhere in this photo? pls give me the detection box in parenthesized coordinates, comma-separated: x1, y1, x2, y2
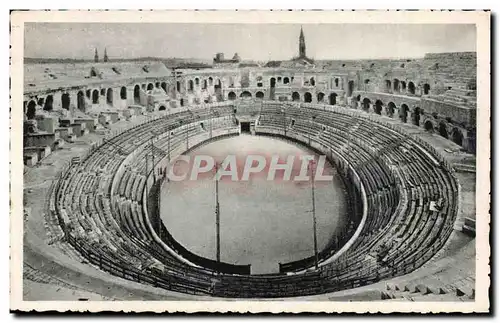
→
(240, 91, 252, 99)
(188, 80, 194, 91)
(37, 98, 44, 106)
(292, 92, 300, 102)
(387, 102, 396, 118)
(92, 90, 99, 104)
(424, 120, 434, 132)
(393, 79, 400, 93)
(401, 81, 407, 91)
(452, 128, 463, 146)
(228, 92, 237, 100)
(86, 89, 91, 99)
(329, 93, 337, 105)
(202, 79, 207, 90)
(270, 77, 276, 88)
(335, 78, 339, 87)
(423, 83, 431, 95)
(400, 104, 409, 123)
(120, 87, 127, 100)
(100, 88, 106, 96)
(408, 82, 416, 95)
(412, 107, 421, 126)
(155, 82, 160, 88)
(44, 95, 54, 111)
(195, 78, 200, 86)
(159, 105, 166, 111)
(255, 91, 264, 99)
(147, 83, 154, 91)
(362, 98, 371, 111)
(106, 88, 113, 105)
(161, 82, 167, 93)
(134, 85, 141, 104)
(180, 98, 184, 106)
(283, 77, 290, 85)
(208, 77, 213, 86)
(374, 100, 383, 115)
(304, 92, 312, 103)
(61, 93, 70, 110)
(27, 100, 36, 119)
(309, 77, 315, 86)
(439, 122, 448, 139)
(385, 80, 392, 92)
(176, 81, 181, 92)
(347, 80, 354, 97)
(317, 92, 325, 103)
(77, 91, 85, 112)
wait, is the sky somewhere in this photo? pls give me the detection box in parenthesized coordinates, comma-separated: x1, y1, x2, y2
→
(24, 23, 476, 61)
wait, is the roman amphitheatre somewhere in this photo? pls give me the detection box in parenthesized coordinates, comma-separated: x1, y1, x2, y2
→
(21, 27, 477, 301)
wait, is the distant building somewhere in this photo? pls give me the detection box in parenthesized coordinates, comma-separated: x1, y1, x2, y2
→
(213, 52, 241, 68)
(94, 48, 99, 63)
(103, 48, 109, 62)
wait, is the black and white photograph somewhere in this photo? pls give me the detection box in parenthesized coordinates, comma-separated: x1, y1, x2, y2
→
(9, 10, 490, 313)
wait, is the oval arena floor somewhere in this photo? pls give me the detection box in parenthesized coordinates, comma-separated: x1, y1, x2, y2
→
(160, 135, 348, 274)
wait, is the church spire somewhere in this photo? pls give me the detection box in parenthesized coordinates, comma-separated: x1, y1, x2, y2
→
(94, 48, 99, 62)
(299, 26, 306, 58)
(103, 48, 109, 62)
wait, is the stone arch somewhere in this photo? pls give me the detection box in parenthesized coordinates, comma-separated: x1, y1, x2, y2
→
(120, 86, 127, 100)
(292, 92, 300, 102)
(400, 104, 409, 123)
(37, 98, 44, 106)
(155, 82, 160, 88)
(401, 81, 407, 91)
(61, 93, 70, 110)
(255, 91, 264, 99)
(374, 100, 383, 115)
(44, 95, 54, 111)
(335, 78, 339, 87)
(270, 77, 276, 88)
(304, 92, 312, 103)
(452, 128, 463, 146)
(385, 80, 392, 92)
(202, 79, 207, 89)
(176, 81, 181, 92)
(147, 83, 154, 91)
(439, 122, 448, 138)
(86, 89, 91, 99)
(228, 92, 237, 100)
(362, 98, 371, 111)
(100, 88, 106, 96)
(161, 82, 167, 93)
(77, 91, 86, 112)
(329, 93, 337, 105)
(195, 78, 200, 86)
(408, 82, 416, 95)
(387, 102, 396, 117)
(309, 77, 315, 86)
(27, 100, 37, 119)
(317, 92, 325, 103)
(423, 83, 431, 95)
(208, 77, 213, 86)
(106, 88, 113, 105)
(424, 120, 434, 132)
(347, 80, 354, 97)
(393, 79, 400, 93)
(240, 91, 252, 99)
(188, 80, 194, 91)
(159, 105, 166, 111)
(283, 77, 290, 85)
(412, 107, 421, 126)
(92, 90, 99, 104)
(134, 85, 141, 104)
